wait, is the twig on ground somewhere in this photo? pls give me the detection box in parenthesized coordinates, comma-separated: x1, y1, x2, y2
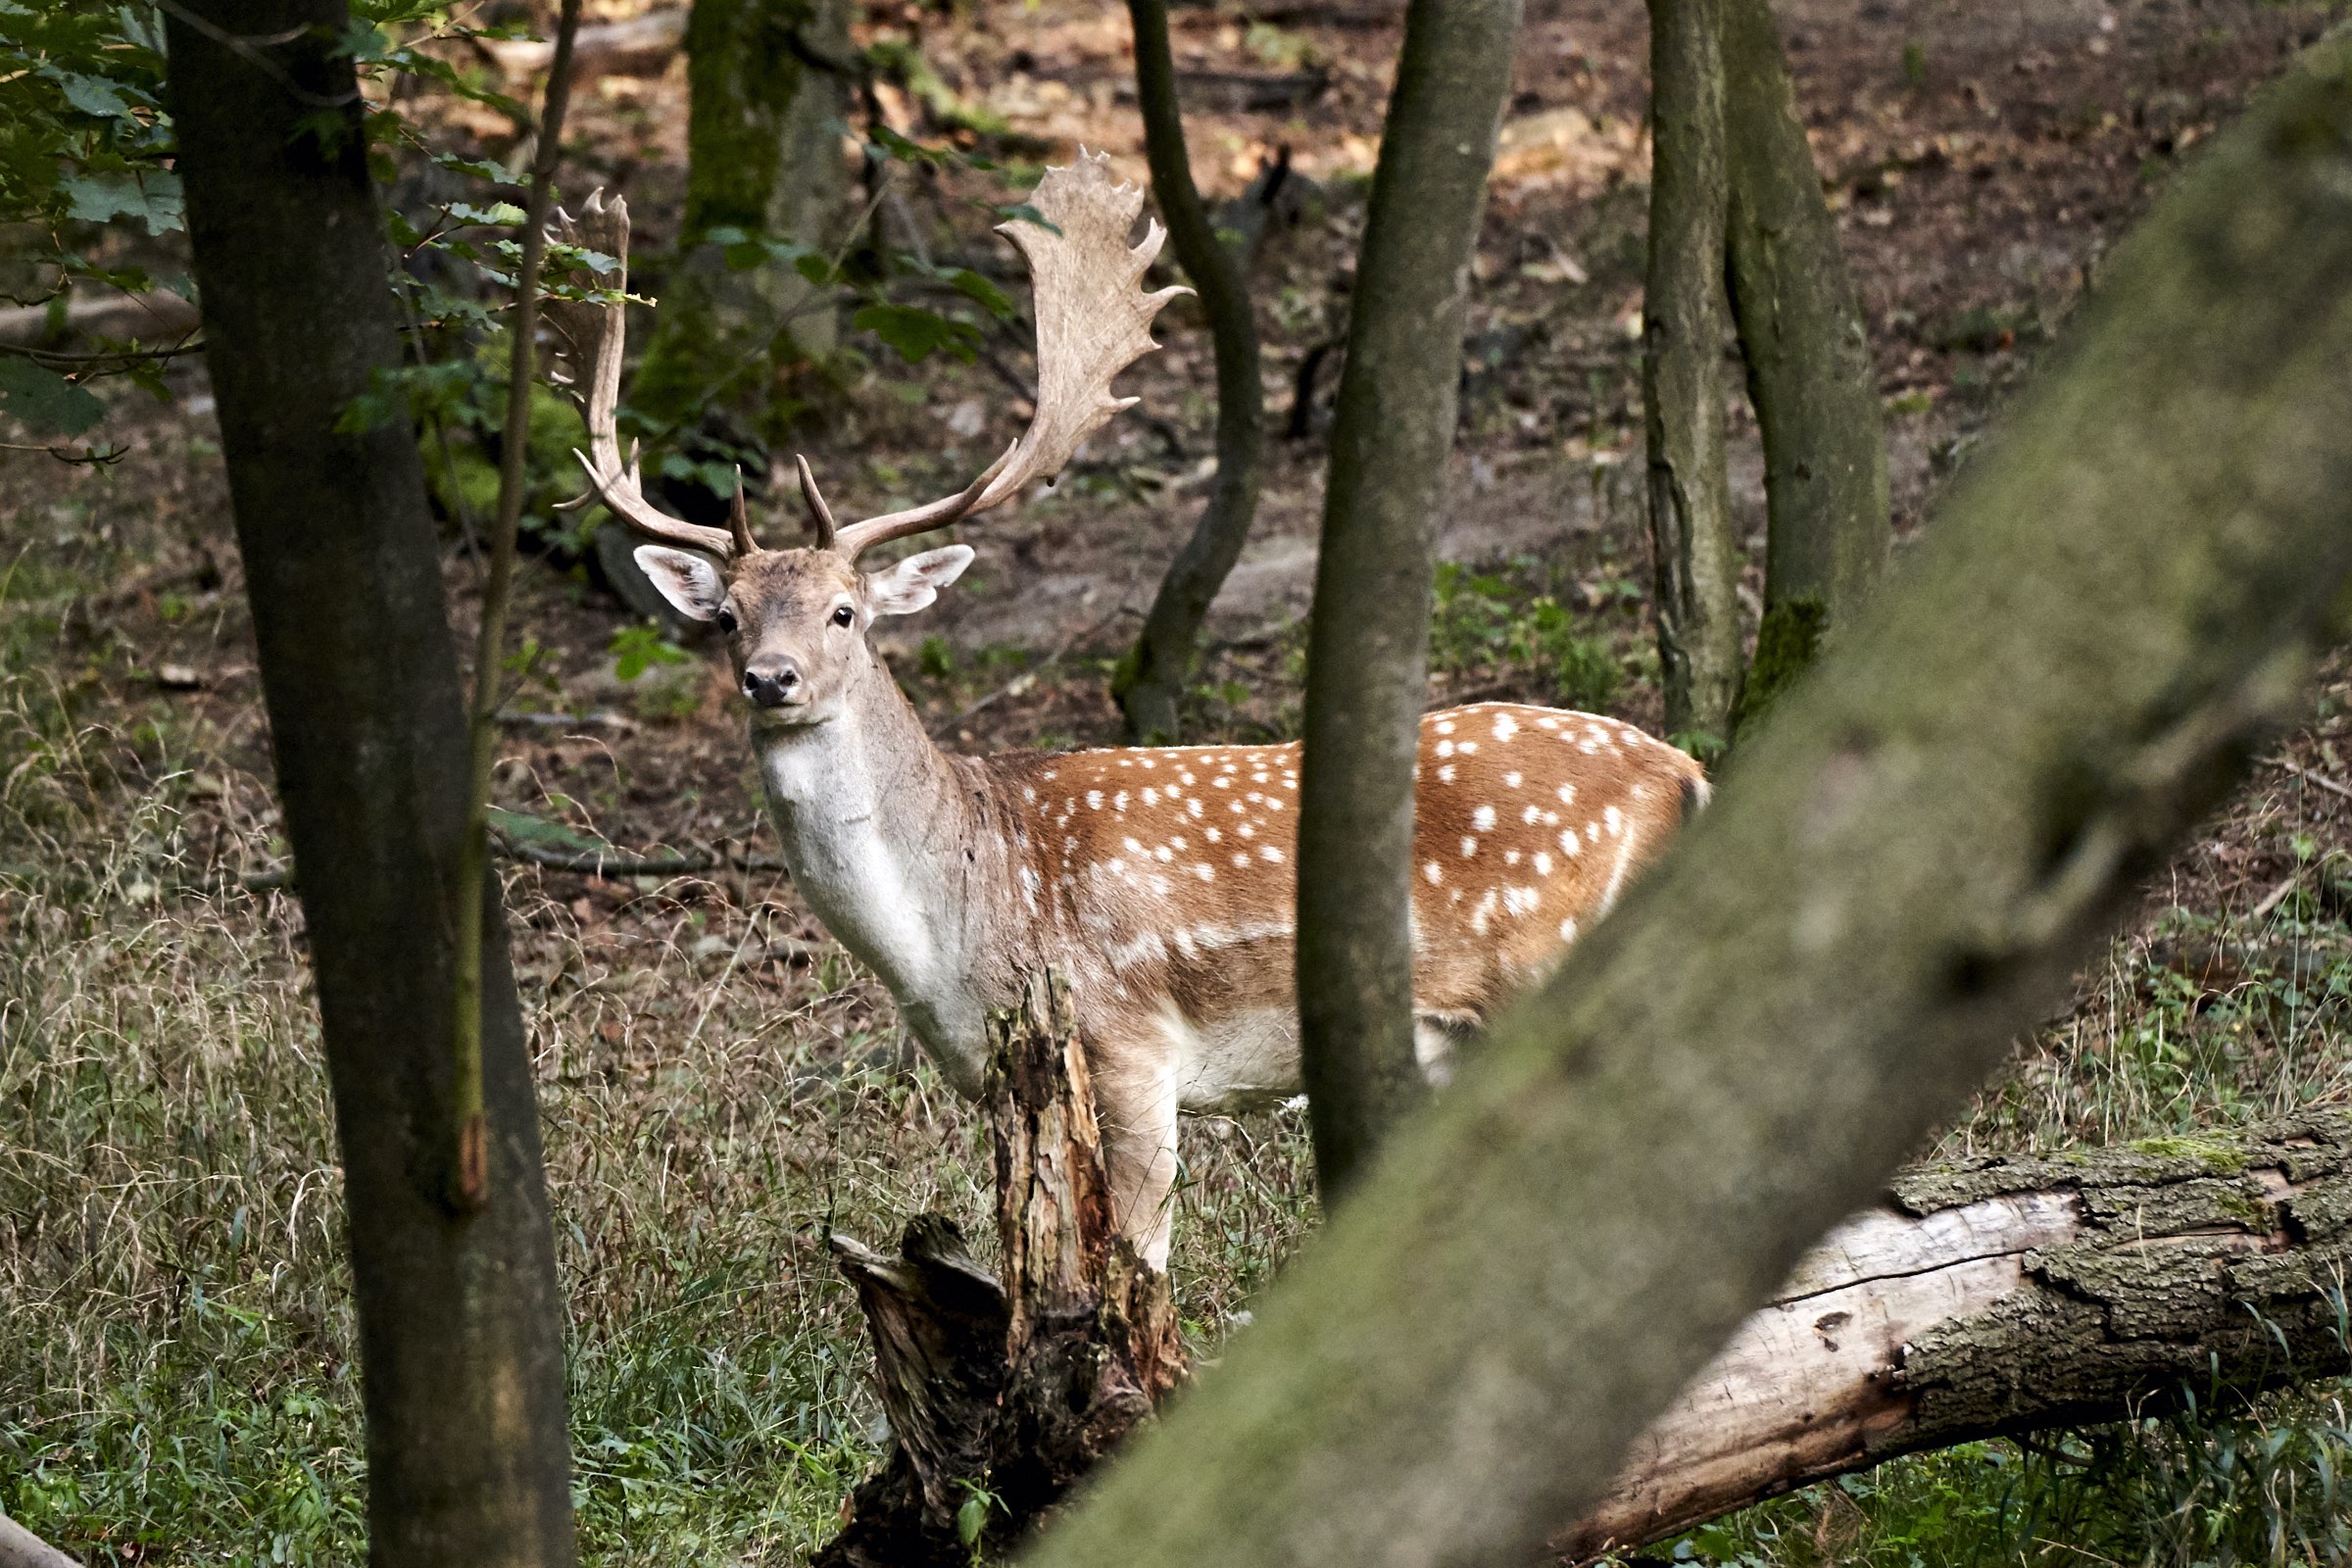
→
(2274, 756, 2352, 800)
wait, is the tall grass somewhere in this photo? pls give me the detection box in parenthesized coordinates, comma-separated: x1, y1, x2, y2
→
(0, 618, 1315, 1563)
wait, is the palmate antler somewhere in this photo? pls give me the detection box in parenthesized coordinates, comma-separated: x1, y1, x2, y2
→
(549, 151, 1187, 564)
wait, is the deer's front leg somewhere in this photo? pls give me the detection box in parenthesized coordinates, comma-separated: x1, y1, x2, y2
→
(1090, 1049, 1181, 1272)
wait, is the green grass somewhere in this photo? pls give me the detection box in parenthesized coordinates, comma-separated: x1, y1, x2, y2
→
(0, 604, 1315, 1563)
(4, 482, 2349, 1564)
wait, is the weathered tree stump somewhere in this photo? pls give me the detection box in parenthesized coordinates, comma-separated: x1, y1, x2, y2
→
(816, 971, 1183, 1565)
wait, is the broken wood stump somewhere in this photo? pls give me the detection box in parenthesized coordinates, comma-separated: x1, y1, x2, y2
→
(816, 970, 1183, 1566)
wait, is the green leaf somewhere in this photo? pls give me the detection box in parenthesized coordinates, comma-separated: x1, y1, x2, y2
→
(995, 202, 1061, 235)
(853, 303, 981, 366)
(0, 358, 104, 436)
(608, 623, 689, 683)
(947, 268, 1016, 321)
(486, 807, 607, 854)
(955, 1494, 988, 1548)
(44, 68, 136, 121)
(448, 200, 526, 226)
(60, 170, 182, 234)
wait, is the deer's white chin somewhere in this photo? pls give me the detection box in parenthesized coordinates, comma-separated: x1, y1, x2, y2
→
(747, 699, 835, 735)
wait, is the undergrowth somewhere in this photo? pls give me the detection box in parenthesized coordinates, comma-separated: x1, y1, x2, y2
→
(0, 580, 1313, 1565)
(4, 495, 2349, 1565)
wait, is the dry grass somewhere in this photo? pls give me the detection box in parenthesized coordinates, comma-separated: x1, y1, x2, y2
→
(0, 545, 1315, 1563)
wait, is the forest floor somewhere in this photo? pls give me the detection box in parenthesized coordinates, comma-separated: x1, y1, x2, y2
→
(7, 0, 2352, 1564)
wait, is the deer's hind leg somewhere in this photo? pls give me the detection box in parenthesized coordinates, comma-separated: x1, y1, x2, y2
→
(1086, 1036, 1183, 1272)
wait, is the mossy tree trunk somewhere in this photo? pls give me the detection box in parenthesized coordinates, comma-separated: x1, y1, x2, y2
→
(1724, 0, 1889, 727)
(1005, 37, 2352, 1568)
(1642, 0, 1745, 744)
(1294, 0, 1522, 1201)
(167, 4, 576, 1564)
(631, 0, 850, 438)
(1112, 0, 1267, 744)
(1559, 1111, 2352, 1558)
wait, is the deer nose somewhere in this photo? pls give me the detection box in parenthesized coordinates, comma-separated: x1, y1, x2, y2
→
(741, 658, 803, 710)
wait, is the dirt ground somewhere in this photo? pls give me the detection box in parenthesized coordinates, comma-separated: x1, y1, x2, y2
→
(14, 0, 2342, 858)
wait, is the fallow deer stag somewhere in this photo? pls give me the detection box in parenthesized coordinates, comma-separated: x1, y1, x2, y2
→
(546, 154, 1705, 1266)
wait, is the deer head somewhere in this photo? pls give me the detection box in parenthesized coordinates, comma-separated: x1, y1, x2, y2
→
(545, 155, 1188, 727)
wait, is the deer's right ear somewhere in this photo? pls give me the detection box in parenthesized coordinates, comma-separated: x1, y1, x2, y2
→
(633, 546, 727, 621)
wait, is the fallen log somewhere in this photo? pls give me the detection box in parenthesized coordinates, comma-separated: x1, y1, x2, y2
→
(1557, 1110, 2352, 1561)
(0, 1508, 77, 1568)
(818, 970, 1181, 1565)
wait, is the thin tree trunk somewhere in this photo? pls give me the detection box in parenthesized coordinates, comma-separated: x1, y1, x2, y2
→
(167, 6, 576, 1565)
(1643, 0, 1744, 742)
(631, 0, 851, 432)
(1294, 0, 1522, 1201)
(1723, 0, 1889, 726)
(1559, 1110, 2352, 1559)
(1112, 0, 1267, 745)
(1013, 37, 2352, 1568)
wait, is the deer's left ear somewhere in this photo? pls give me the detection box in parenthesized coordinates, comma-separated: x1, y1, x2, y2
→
(863, 545, 974, 617)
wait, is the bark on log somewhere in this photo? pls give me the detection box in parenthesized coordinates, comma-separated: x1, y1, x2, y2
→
(816, 972, 1180, 1565)
(1559, 1109, 2352, 1559)
(0, 1509, 78, 1568)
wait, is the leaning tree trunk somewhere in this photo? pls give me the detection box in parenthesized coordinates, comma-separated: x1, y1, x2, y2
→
(0, 1510, 74, 1568)
(1011, 36, 2352, 1568)
(1558, 1110, 2352, 1559)
(1722, 0, 1889, 728)
(1112, 0, 1268, 744)
(816, 972, 1181, 1565)
(631, 0, 851, 433)
(1295, 0, 1522, 1201)
(167, 3, 576, 1565)
(1642, 0, 1744, 743)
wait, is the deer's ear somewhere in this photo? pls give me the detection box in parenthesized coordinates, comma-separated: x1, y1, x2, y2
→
(863, 545, 974, 617)
(633, 546, 727, 621)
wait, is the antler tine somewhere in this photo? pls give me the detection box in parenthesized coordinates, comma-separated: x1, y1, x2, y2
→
(830, 150, 1191, 561)
(829, 441, 1015, 559)
(542, 190, 737, 560)
(728, 466, 760, 556)
(795, 454, 839, 550)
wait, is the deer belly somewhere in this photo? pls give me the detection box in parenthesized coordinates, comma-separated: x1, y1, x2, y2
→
(1163, 1003, 1302, 1110)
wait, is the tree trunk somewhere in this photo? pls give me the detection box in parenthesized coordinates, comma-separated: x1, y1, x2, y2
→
(631, 0, 851, 435)
(167, 7, 577, 1566)
(1295, 0, 1522, 1201)
(1642, 0, 1744, 743)
(1011, 37, 2352, 1568)
(817, 972, 1180, 1565)
(1558, 1110, 2352, 1559)
(1111, 0, 1267, 745)
(1723, 0, 1889, 727)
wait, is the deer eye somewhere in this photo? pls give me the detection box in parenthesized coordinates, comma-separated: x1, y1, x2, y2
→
(830, 604, 856, 628)
(715, 606, 738, 635)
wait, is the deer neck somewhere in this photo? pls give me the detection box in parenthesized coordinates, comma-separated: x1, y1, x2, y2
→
(750, 654, 1010, 1094)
